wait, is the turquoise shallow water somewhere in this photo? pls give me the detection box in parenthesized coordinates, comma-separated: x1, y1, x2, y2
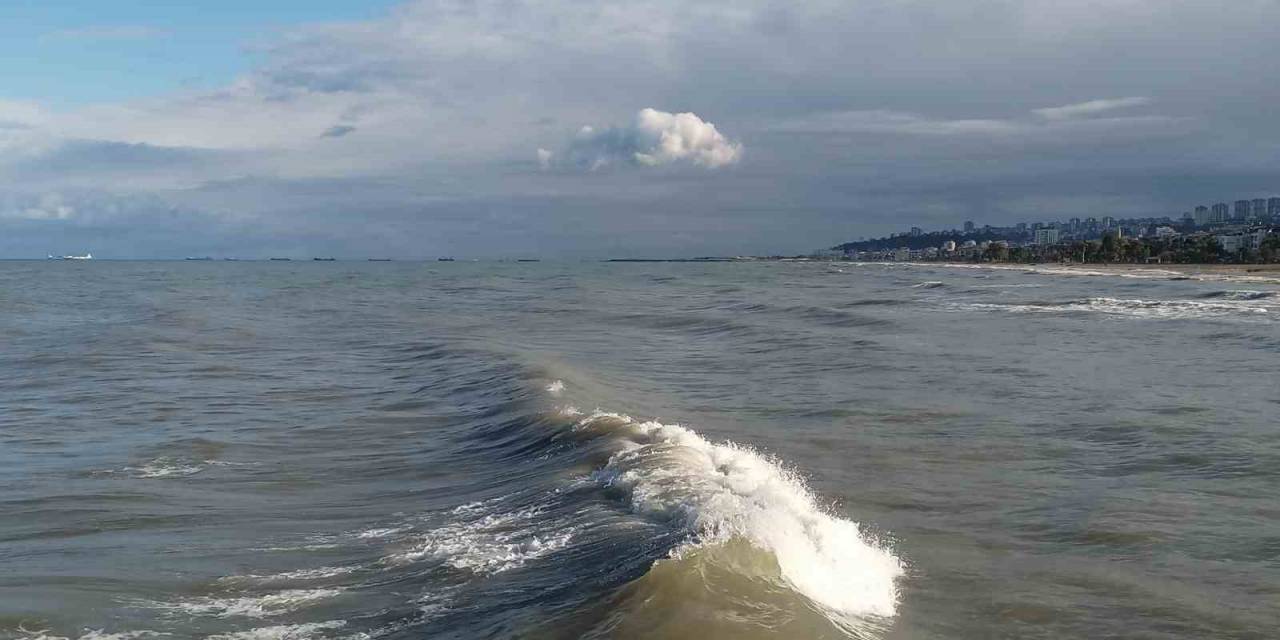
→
(2, 260, 1278, 639)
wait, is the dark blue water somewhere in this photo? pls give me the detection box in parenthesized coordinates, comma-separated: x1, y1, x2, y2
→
(2, 260, 1278, 640)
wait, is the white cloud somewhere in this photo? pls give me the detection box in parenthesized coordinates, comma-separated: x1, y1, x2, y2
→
(1032, 97, 1152, 121)
(774, 110, 1020, 137)
(556, 108, 742, 171)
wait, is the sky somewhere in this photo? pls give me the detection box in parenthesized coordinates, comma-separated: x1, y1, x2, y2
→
(3, 0, 1280, 259)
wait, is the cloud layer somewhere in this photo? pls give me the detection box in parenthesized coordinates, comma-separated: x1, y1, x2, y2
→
(2, 0, 1280, 258)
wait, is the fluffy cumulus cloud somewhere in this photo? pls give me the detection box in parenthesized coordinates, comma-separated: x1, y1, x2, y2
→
(2, 0, 1280, 258)
(546, 108, 742, 171)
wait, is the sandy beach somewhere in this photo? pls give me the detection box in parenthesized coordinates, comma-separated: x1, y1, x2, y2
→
(1052, 262, 1280, 276)
(901, 261, 1280, 285)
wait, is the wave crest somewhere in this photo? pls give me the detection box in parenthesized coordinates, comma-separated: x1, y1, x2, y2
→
(578, 412, 904, 620)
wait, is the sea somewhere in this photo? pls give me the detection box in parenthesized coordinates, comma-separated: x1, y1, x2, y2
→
(2, 260, 1278, 640)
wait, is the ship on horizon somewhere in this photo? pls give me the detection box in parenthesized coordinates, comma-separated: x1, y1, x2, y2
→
(48, 253, 93, 260)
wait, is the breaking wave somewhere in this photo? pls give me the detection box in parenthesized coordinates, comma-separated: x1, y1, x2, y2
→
(578, 411, 903, 622)
(1197, 290, 1277, 301)
(958, 296, 1272, 320)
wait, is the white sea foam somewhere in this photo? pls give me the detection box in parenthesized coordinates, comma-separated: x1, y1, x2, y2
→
(579, 411, 904, 619)
(12, 630, 168, 640)
(355, 527, 406, 540)
(546, 380, 565, 396)
(205, 621, 347, 640)
(128, 458, 207, 478)
(104, 457, 254, 479)
(144, 588, 342, 618)
(415, 584, 463, 620)
(958, 296, 1271, 320)
(217, 566, 356, 584)
(386, 505, 574, 573)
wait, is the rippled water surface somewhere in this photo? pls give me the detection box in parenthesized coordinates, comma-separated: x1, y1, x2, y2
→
(2, 261, 1278, 639)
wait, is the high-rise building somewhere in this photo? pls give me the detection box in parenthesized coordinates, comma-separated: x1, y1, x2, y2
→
(1269, 197, 1280, 218)
(1252, 199, 1267, 220)
(1194, 206, 1210, 226)
(1102, 216, 1115, 229)
(963, 220, 975, 233)
(1069, 217, 1081, 233)
(910, 226, 923, 237)
(1235, 200, 1251, 220)
(1033, 228, 1060, 245)
(1210, 203, 1229, 224)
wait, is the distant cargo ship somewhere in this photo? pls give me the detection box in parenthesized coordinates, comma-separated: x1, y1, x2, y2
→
(437, 257, 456, 262)
(313, 257, 336, 261)
(269, 257, 292, 261)
(48, 253, 93, 260)
(185, 256, 213, 261)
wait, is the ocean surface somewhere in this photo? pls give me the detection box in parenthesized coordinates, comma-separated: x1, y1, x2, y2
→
(2, 260, 1278, 640)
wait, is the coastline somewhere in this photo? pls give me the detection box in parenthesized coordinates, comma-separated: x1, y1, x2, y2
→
(887, 260, 1280, 285)
(1047, 262, 1280, 278)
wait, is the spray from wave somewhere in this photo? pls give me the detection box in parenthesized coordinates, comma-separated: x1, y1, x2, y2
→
(568, 409, 904, 630)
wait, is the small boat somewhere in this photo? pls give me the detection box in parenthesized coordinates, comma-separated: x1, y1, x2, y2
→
(313, 257, 336, 261)
(62, 253, 93, 260)
(437, 257, 456, 262)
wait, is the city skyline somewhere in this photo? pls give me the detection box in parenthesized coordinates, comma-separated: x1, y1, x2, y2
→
(894, 194, 1280, 238)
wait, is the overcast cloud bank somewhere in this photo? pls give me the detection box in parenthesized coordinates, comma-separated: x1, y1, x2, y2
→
(3, 0, 1280, 258)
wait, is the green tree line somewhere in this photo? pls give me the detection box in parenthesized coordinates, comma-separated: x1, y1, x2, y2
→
(970, 232, 1280, 264)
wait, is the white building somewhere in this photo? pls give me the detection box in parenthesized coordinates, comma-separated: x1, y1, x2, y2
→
(1033, 228, 1060, 245)
(1215, 234, 1245, 253)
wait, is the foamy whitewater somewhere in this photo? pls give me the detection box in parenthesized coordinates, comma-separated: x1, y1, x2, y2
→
(3, 260, 1278, 639)
(579, 411, 902, 618)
